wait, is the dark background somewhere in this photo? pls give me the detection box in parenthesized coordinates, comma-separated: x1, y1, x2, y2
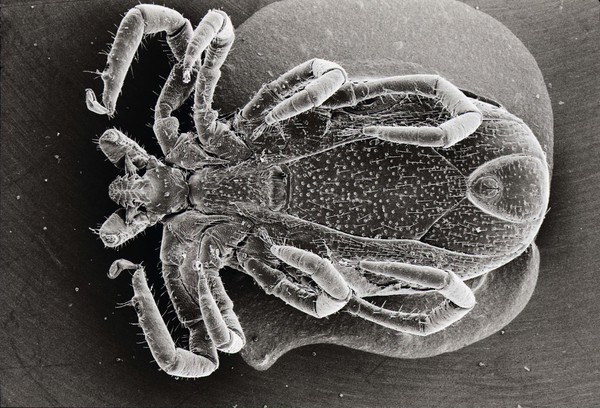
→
(1, 0, 598, 407)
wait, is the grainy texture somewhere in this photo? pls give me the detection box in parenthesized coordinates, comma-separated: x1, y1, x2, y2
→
(0, 1, 598, 408)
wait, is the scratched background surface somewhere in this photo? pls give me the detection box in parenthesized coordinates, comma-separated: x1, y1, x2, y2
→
(1, 0, 598, 407)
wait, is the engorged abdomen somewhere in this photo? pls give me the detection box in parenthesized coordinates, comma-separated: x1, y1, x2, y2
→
(285, 139, 467, 239)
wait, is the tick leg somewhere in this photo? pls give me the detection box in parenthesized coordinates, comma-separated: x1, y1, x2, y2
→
(241, 244, 352, 318)
(153, 63, 227, 168)
(160, 10, 249, 162)
(98, 209, 158, 248)
(97, 128, 149, 170)
(130, 266, 219, 377)
(154, 22, 246, 165)
(161, 212, 250, 353)
(196, 222, 249, 353)
(153, 62, 195, 157)
(182, 10, 233, 137)
(106, 213, 251, 377)
(239, 59, 348, 124)
(322, 75, 482, 148)
(86, 5, 193, 116)
(347, 261, 476, 336)
(108, 259, 219, 377)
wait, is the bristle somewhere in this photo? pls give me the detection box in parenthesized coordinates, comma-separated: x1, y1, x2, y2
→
(116, 300, 134, 309)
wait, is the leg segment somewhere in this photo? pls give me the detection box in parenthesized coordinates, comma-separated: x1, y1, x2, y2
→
(98, 209, 159, 248)
(86, 5, 193, 116)
(322, 75, 482, 148)
(131, 266, 219, 377)
(161, 213, 249, 353)
(153, 62, 239, 167)
(104, 213, 251, 377)
(153, 63, 195, 157)
(271, 245, 352, 301)
(87, 7, 248, 164)
(108, 260, 219, 377)
(196, 222, 249, 353)
(180, 10, 250, 161)
(346, 261, 476, 336)
(240, 59, 348, 124)
(240, 242, 352, 318)
(98, 128, 149, 170)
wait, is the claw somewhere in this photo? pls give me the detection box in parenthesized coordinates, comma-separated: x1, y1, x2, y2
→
(108, 258, 141, 279)
(99, 209, 154, 247)
(85, 89, 111, 115)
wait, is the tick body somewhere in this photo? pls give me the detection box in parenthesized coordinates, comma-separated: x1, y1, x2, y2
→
(87, 5, 549, 377)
